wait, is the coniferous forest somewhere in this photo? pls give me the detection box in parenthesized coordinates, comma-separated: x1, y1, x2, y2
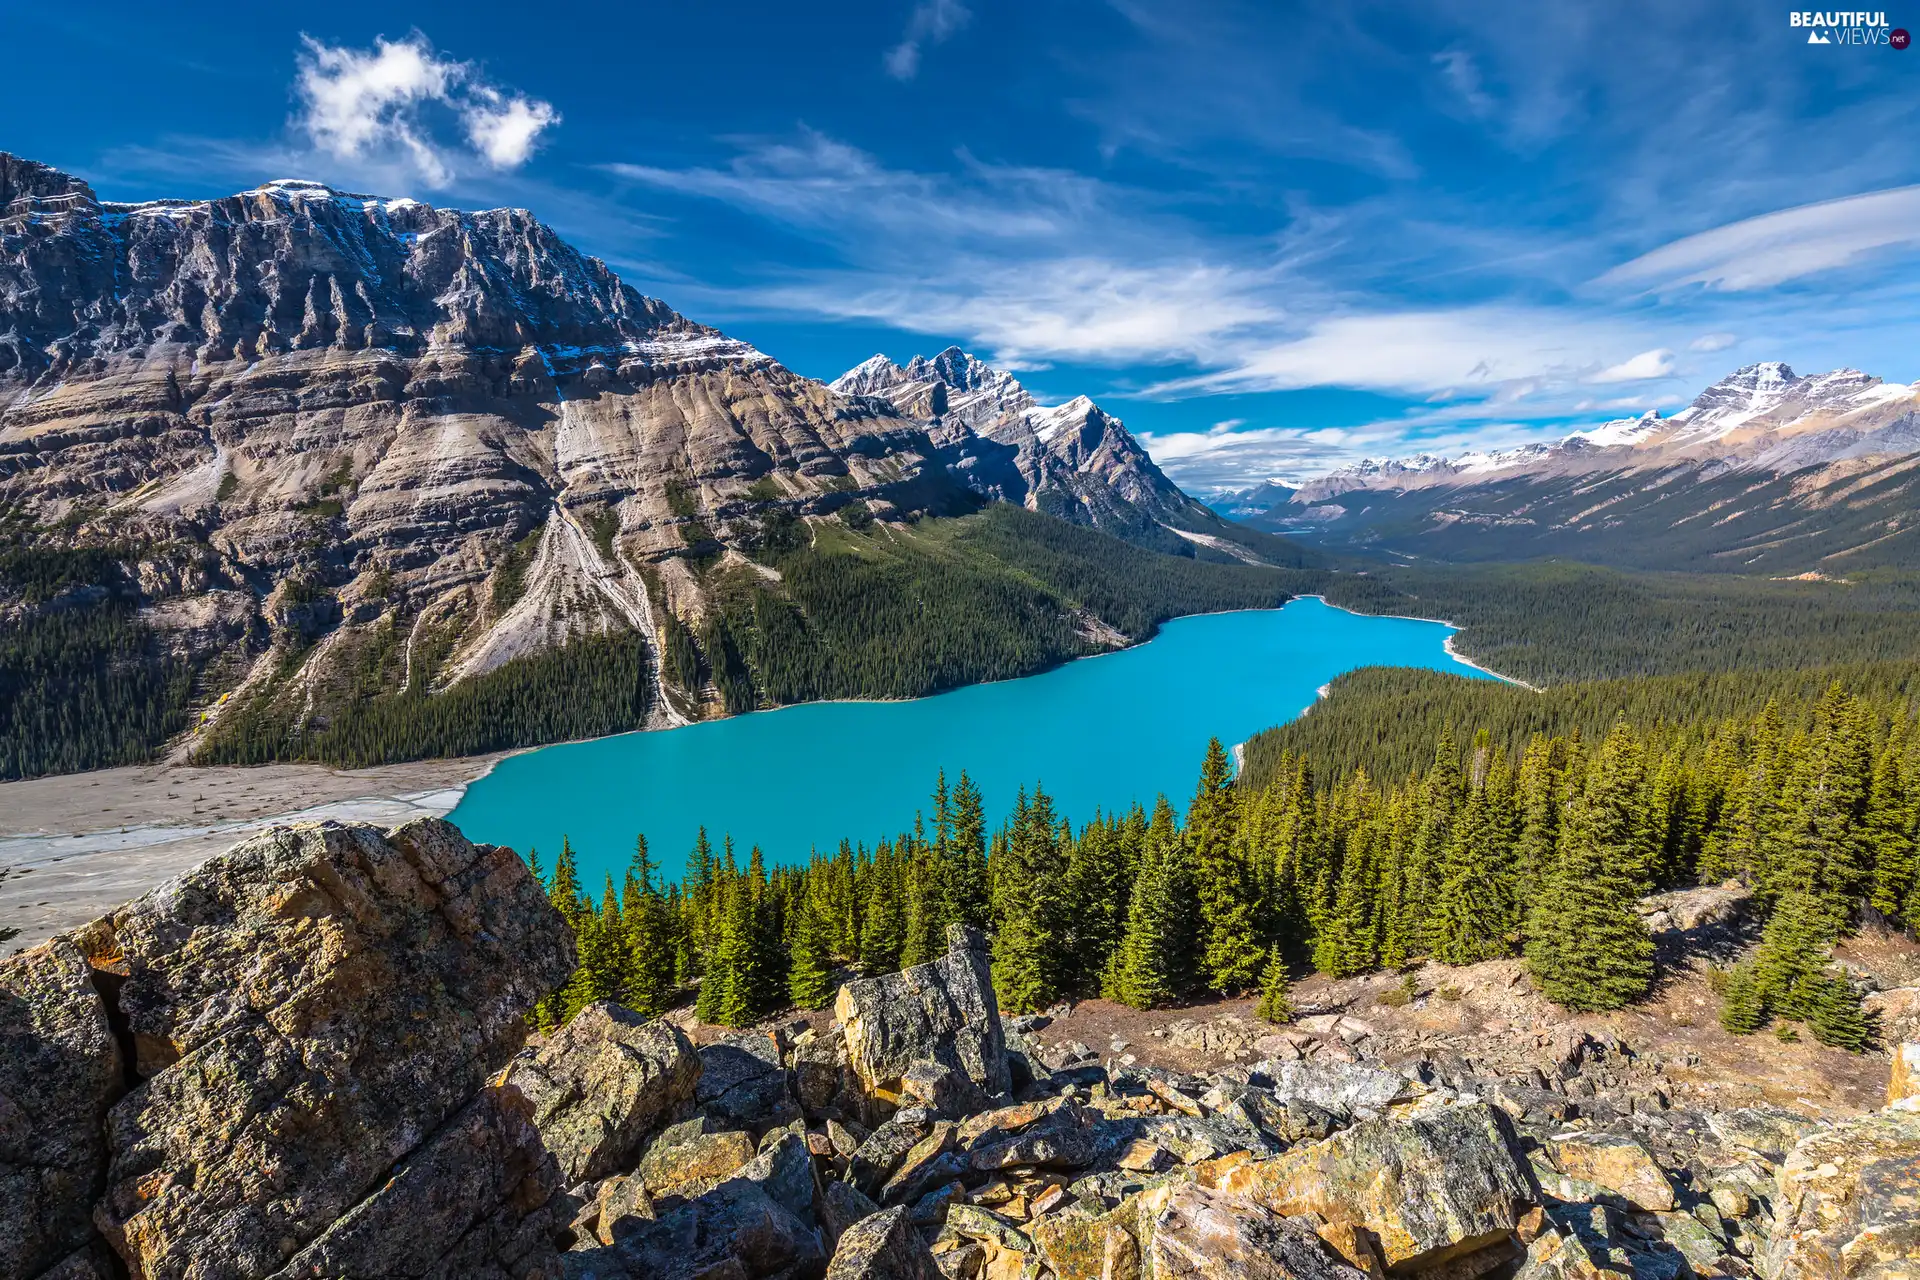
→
(530, 677, 1914, 1053)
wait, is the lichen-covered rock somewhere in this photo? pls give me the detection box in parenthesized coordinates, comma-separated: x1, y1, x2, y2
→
(1890, 1043, 1920, 1106)
(1251, 1059, 1414, 1113)
(850, 1113, 935, 1198)
(822, 1179, 884, 1244)
(83, 818, 574, 1280)
(827, 1205, 943, 1280)
(0, 938, 123, 1280)
(272, 1084, 567, 1279)
(698, 1032, 794, 1127)
(1204, 1102, 1535, 1272)
(1765, 1103, 1920, 1280)
(1544, 1133, 1675, 1211)
(506, 1002, 700, 1184)
(613, 1177, 825, 1279)
(968, 1100, 1100, 1171)
(836, 925, 1009, 1109)
(738, 1129, 818, 1221)
(636, 1120, 759, 1194)
(1146, 1182, 1370, 1280)
(1704, 1107, 1820, 1163)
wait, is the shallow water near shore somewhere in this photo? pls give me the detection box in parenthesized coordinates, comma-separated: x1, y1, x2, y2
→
(449, 596, 1496, 887)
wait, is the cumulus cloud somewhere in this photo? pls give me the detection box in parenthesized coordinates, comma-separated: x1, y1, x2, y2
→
(1598, 185, 1920, 292)
(885, 0, 971, 79)
(295, 33, 558, 186)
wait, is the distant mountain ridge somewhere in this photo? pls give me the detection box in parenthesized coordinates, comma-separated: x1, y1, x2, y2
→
(829, 346, 1254, 554)
(1236, 362, 1920, 572)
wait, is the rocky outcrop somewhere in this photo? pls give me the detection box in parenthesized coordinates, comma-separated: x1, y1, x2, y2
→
(0, 938, 123, 1280)
(506, 1001, 701, 1184)
(11, 810, 1914, 1280)
(836, 924, 1010, 1112)
(0, 817, 573, 1280)
(1204, 1102, 1535, 1272)
(1892, 1043, 1920, 1105)
(826, 1205, 942, 1280)
(1766, 1102, 1920, 1280)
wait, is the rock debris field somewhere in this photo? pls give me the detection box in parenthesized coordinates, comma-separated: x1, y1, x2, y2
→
(2, 817, 1917, 1280)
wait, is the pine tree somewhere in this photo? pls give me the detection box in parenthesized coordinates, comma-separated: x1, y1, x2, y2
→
(1255, 946, 1293, 1023)
(1105, 797, 1199, 1009)
(859, 851, 905, 975)
(992, 786, 1072, 1013)
(1189, 738, 1265, 994)
(1400, 734, 1464, 954)
(1524, 727, 1656, 1011)
(948, 771, 991, 928)
(622, 836, 678, 1019)
(1805, 974, 1872, 1051)
(1719, 962, 1765, 1034)
(788, 890, 838, 1010)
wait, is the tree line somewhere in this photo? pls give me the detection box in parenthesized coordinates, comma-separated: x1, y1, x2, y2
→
(529, 679, 1915, 1051)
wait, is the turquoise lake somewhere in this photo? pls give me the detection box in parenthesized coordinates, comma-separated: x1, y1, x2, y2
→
(448, 596, 1497, 887)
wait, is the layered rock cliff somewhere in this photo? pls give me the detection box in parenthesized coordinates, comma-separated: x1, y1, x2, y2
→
(0, 153, 1269, 770)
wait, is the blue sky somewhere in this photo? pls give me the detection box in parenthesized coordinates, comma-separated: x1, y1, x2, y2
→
(5, 2, 1920, 489)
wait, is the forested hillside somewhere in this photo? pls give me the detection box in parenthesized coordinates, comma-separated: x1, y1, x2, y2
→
(1318, 562, 1920, 687)
(3, 504, 1331, 777)
(530, 677, 1913, 1056)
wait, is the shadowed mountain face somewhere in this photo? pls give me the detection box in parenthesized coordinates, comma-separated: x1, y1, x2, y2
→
(0, 153, 1300, 772)
(1234, 363, 1920, 573)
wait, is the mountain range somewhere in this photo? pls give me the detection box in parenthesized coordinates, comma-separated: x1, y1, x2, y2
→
(0, 152, 1299, 772)
(1224, 362, 1920, 572)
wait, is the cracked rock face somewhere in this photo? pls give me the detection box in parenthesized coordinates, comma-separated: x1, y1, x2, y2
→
(0, 817, 574, 1280)
(0, 938, 124, 1280)
(836, 924, 1011, 1113)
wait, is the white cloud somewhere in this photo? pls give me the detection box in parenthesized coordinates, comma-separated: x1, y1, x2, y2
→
(1141, 307, 1663, 400)
(1598, 185, 1920, 292)
(1589, 348, 1674, 383)
(885, 0, 971, 80)
(1690, 332, 1738, 352)
(464, 90, 562, 168)
(294, 34, 558, 187)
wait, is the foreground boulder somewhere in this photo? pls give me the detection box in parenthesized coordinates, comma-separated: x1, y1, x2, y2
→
(0, 939, 124, 1280)
(835, 925, 1009, 1110)
(1204, 1102, 1535, 1272)
(1765, 1102, 1920, 1280)
(4, 818, 574, 1280)
(1148, 1183, 1370, 1280)
(826, 1205, 942, 1280)
(507, 1002, 701, 1184)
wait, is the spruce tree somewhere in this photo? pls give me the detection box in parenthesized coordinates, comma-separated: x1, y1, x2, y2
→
(1255, 946, 1293, 1023)
(1189, 738, 1265, 994)
(859, 852, 905, 975)
(991, 786, 1072, 1013)
(1805, 974, 1872, 1051)
(788, 893, 838, 1010)
(1718, 962, 1765, 1035)
(1426, 757, 1515, 967)
(1105, 797, 1198, 1009)
(948, 771, 991, 928)
(1524, 732, 1656, 1011)
(622, 836, 677, 1019)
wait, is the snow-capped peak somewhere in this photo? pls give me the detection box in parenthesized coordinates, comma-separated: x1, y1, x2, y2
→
(829, 354, 907, 397)
(1565, 409, 1665, 449)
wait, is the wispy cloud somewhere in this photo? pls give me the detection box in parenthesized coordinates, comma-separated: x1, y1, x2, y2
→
(1598, 185, 1920, 292)
(294, 33, 558, 187)
(884, 0, 971, 80)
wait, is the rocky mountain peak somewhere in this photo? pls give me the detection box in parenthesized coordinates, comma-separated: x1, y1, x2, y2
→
(0, 153, 97, 216)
